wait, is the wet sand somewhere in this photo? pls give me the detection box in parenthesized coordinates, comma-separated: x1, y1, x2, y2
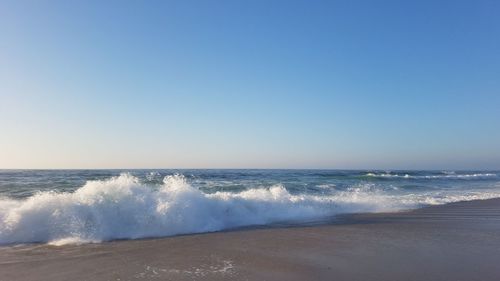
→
(1, 198, 500, 281)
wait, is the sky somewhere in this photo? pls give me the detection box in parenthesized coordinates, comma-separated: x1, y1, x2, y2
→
(0, 0, 499, 170)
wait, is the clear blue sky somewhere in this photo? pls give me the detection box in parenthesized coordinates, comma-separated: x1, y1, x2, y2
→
(1, 0, 499, 169)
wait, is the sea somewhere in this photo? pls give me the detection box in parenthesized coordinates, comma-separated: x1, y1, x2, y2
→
(1, 169, 499, 245)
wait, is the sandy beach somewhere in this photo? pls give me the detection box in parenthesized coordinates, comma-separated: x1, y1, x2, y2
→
(1, 198, 499, 281)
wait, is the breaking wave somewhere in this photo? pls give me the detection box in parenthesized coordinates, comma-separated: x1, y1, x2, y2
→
(1, 173, 500, 245)
(365, 172, 497, 179)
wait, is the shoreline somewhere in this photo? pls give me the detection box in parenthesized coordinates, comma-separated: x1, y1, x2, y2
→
(1, 198, 500, 280)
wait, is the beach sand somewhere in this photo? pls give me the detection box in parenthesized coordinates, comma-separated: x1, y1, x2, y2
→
(1, 198, 499, 281)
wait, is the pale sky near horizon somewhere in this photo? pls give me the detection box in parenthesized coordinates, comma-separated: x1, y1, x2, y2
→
(1, 0, 499, 170)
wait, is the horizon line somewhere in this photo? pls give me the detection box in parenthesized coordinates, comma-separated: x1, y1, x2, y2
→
(0, 168, 498, 172)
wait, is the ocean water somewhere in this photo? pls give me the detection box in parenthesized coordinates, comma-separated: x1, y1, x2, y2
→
(1, 169, 499, 245)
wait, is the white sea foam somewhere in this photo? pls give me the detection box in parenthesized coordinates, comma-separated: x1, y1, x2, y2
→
(365, 172, 497, 179)
(1, 173, 500, 245)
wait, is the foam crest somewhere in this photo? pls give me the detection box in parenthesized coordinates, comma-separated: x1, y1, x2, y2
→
(1, 173, 500, 245)
(365, 172, 497, 179)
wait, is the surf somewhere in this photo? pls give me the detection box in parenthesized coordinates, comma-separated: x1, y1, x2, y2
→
(1, 173, 500, 245)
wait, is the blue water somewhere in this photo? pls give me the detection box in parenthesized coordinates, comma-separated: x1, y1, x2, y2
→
(0, 169, 499, 245)
(1, 169, 499, 198)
